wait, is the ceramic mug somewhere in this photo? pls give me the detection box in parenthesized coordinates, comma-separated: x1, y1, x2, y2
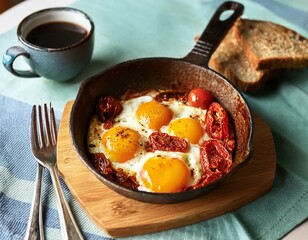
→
(2, 7, 94, 81)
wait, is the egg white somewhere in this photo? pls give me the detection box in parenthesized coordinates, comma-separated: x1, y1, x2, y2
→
(87, 92, 209, 192)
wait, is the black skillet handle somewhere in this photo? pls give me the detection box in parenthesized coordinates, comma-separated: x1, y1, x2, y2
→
(183, 1, 244, 67)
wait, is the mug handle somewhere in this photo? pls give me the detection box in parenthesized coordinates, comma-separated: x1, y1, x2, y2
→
(2, 46, 40, 78)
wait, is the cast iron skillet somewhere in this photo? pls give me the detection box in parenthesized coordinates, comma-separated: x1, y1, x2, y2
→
(70, 1, 253, 204)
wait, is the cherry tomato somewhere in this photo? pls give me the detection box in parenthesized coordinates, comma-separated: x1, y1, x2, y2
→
(90, 153, 139, 190)
(188, 88, 213, 109)
(205, 102, 229, 140)
(96, 96, 122, 126)
(200, 140, 232, 173)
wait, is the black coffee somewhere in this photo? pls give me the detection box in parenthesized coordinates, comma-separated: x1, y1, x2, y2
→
(26, 22, 87, 48)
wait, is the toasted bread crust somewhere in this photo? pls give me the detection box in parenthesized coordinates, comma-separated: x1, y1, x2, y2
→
(209, 22, 281, 92)
(235, 19, 308, 70)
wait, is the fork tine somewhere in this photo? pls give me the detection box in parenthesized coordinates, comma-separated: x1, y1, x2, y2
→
(50, 104, 57, 144)
(38, 105, 46, 148)
(44, 103, 52, 146)
(31, 105, 39, 151)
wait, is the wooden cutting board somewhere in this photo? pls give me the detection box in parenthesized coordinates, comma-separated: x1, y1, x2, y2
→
(57, 101, 276, 238)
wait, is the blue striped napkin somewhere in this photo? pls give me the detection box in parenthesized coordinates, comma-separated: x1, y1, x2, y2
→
(0, 95, 112, 239)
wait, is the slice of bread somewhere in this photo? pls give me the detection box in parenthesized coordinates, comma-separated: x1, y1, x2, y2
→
(235, 19, 308, 70)
(208, 21, 282, 92)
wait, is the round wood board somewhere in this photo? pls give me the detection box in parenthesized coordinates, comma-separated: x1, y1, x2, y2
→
(57, 101, 276, 238)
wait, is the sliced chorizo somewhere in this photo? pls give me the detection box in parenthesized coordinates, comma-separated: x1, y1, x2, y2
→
(147, 132, 189, 153)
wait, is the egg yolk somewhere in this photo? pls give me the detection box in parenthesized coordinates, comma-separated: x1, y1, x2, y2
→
(136, 101, 173, 130)
(168, 118, 203, 144)
(140, 156, 189, 193)
(101, 126, 141, 163)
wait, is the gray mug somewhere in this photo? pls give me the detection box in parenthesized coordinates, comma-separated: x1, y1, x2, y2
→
(2, 7, 94, 81)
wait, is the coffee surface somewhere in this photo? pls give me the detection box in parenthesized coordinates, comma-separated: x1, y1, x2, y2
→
(26, 22, 87, 48)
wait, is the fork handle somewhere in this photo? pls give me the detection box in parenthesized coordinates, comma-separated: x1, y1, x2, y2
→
(49, 165, 84, 240)
(24, 163, 44, 240)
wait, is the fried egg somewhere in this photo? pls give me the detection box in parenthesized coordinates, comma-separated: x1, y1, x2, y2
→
(87, 90, 210, 193)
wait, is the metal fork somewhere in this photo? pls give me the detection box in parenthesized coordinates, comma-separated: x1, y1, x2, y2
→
(29, 104, 84, 240)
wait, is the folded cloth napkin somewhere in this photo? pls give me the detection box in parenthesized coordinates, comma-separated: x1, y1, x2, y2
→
(0, 0, 308, 239)
(0, 95, 113, 240)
